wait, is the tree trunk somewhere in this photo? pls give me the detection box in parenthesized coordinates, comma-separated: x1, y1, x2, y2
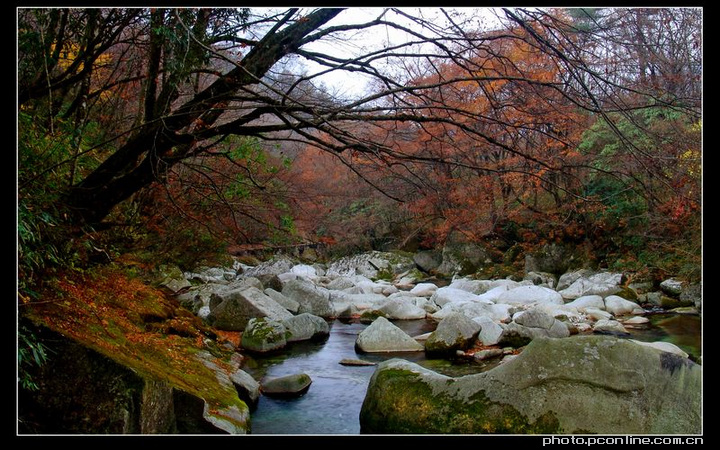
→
(66, 8, 343, 226)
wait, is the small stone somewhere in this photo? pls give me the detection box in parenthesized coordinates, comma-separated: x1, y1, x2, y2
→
(473, 348, 504, 361)
(623, 316, 650, 325)
(339, 358, 377, 366)
(261, 373, 312, 398)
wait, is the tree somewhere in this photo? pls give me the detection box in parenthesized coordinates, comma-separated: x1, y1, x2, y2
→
(18, 7, 701, 262)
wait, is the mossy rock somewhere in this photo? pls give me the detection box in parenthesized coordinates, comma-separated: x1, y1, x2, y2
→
(616, 285, 639, 301)
(359, 309, 388, 324)
(240, 317, 288, 353)
(659, 295, 695, 309)
(360, 336, 701, 434)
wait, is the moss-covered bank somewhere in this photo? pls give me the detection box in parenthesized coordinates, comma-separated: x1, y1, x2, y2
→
(19, 265, 249, 434)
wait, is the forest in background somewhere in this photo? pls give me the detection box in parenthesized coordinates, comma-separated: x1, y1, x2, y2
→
(17, 7, 701, 390)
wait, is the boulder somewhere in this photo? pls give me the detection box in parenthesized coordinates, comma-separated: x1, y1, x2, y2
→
(435, 241, 490, 277)
(564, 295, 605, 312)
(185, 266, 236, 284)
(473, 348, 505, 361)
(413, 250, 443, 273)
(355, 317, 424, 353)
(604, 295, 645, 316)
(409, 282, 439, 297)
(430, 287, 493, 308)
(206, 287, 293, 331)
(495, 285, 564, 306)
(330, 291, 386, 316)
(230, 369, 261, 411)
(326, 251, 414, 279)
(500, 314, 570, 347)
(473, 316, 505, 346)
(523, 271, 556, 289)
(424, 312, 482, 355)
(261, 373, 312, 398)
(160, 273, 192, 294)
(558, 272, 623, 300)
(447, 278, 491, 295)
(429, 301, 498, 322)
(475, 285, 512, 303)
(243, 257, 295, 278)
(375, 298, 428, 320)
(325, 276, 357, 291)
(556, 269, 593, 291)
(281, 279, 334, 318)
(679, 283, 702, 310)
(178, 293, 204, 315)
(514, 308, 556, 329)
(359, 335, 701, 434)
(630, 340, 689, 359)
(592, 319, 629, 335)
(263, 288, 300, 314)
(622, 316, 650, 326)
(524, 243, 578, 276)
(290, 264, 318, 278)
(255, 273, 284, 292)
(282, 313, 330, 342)
(240, 317, 288, 353)
(660, 278, 684, 296)
(584, 307, 613, 321)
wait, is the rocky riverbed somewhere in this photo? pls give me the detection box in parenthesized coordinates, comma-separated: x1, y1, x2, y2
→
(161, 250, 702, 434)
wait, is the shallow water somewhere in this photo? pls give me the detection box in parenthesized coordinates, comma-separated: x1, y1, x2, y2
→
(625, 313, 702, 361)
(242, 314, 701, 435)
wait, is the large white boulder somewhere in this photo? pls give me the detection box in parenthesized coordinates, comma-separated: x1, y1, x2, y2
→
(495, 285, 564, 306)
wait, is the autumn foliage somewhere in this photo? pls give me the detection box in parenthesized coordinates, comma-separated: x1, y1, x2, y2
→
(17, 7, 701, 280)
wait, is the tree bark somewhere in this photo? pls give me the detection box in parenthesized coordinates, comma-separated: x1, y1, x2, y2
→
(67, 8, 343, 226)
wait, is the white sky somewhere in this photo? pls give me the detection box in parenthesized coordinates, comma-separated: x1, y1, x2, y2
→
(299, 7, 507, 99)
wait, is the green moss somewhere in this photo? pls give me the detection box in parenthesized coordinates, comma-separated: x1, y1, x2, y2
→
(616, 286, 639, 301)
(360, 367, 561, 434)
(359, 310, 388, 324)
(24, 265, 250, 432)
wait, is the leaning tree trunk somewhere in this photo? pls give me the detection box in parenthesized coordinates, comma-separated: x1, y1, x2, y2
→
(66, 8, 343, 226)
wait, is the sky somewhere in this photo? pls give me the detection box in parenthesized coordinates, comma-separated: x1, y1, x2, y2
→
(297, 7, 507, 99)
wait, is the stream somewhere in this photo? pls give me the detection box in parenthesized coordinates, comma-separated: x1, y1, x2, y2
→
(242, 314, 701, 435)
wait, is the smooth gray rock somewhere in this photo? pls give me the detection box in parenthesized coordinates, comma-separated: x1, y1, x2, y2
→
(376, 298, 427, 320)
(604, 295, 644, 316)
(593, 319, 629, 335)
(584, 307, 613, 321)
(281, 279, 334, 318)
(207, 287, 293, 331)
(495, 285, 564, 306)
(263, 288, 300, 314)
(282, 313, 330, 342)
(425, 312, 482, 355)
(355, 317, 424, 353)
(514, 308, 556, 329)
(261, 373, 312, 398)
(409, 282, 439, 297)
(430, 287, 493, 307)
(473, 316, 505, 346)
(564, 295, 605, 312)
